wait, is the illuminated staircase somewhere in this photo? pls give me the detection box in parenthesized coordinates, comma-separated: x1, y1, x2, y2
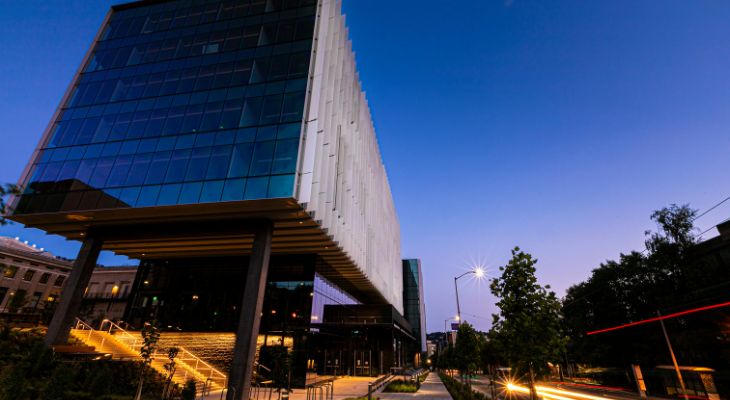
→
(70, 319, 228, 394)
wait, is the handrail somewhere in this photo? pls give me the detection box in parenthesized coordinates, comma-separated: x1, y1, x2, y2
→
(74, 318, 95, 331)
(99, 319, 138, 342)
(74, 319, 228, 394)
(98, 319, 227, 385)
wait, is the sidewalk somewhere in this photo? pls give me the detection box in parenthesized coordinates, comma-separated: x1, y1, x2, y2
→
(377, 373, 452, 400)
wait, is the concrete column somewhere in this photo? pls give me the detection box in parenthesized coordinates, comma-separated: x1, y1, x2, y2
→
(44, 236, 103, 346)
(227, 221, 274, 400)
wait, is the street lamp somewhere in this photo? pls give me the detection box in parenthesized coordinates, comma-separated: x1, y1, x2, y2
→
(454, 267, 485, 324)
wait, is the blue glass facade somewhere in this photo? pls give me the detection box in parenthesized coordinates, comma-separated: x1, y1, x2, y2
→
(402, 259, 426, 352)
(15, 0, 316, 215)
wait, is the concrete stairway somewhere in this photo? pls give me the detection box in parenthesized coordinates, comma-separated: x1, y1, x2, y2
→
(70, 319, 228, 394)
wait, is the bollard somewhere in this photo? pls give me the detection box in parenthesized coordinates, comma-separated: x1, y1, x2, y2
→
(367, 383, 373, 400)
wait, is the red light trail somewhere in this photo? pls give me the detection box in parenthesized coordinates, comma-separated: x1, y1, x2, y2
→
(586, 301, 730, 335)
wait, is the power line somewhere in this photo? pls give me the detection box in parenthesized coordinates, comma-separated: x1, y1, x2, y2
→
(694, 194, 730, 222)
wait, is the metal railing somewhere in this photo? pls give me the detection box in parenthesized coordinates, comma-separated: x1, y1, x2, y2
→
(76, 319, 228, 394)
(306, 377, 335, 400)
(366, 374, 393, 400)
(73, 317, 112, 352)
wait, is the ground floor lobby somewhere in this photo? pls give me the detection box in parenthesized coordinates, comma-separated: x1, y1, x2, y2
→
(116, 254, 418, 388)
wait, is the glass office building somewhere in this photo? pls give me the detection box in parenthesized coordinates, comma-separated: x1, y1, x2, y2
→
(403, 259, 427, 354)
(16, 0, 316, 214)
(10, 0, 416, 393)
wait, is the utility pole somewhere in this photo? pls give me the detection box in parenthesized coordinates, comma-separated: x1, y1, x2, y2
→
(454, 277, 462, 324)
(657, 310, 689, 400)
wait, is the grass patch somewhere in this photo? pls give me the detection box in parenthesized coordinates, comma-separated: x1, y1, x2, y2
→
(439, 373, 489, 400)
(383, 379, 418, 393)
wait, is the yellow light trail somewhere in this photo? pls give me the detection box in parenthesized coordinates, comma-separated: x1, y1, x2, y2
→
(506, 382, 615, 400)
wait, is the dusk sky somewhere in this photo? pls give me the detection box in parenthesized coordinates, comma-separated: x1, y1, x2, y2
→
(1, 0, 729, 332)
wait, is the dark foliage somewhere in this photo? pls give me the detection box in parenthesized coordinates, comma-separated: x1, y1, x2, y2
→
(563, 204, 730, 369)
(440, 373, 488, 400)
(0, 326, 175, 400)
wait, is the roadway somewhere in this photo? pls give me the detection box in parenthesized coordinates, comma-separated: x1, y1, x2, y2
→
(470, 376, 648, 400)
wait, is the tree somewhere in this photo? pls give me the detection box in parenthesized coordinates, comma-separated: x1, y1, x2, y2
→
(134, 321, 160, 400)
(561, 204, 730, 368)
(0, 184, 19, 225)
(454, 322, 483, 384)
(490, 247, 566, 398)
(162, 346, 179, 399)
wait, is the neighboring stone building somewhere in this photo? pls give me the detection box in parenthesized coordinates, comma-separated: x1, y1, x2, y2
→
(81, 265, 139, 324)
(0, 236, 71, 315)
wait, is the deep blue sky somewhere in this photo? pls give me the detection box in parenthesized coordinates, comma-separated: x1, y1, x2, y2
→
(1, 1, 729, 332)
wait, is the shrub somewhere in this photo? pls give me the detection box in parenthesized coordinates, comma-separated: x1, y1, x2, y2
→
(439, 373, 488, 400)
(181, 379, 197, 400)
(41, 364, 77, 400)
(0, 328, 174, 400)
(383, 379, 418, 393)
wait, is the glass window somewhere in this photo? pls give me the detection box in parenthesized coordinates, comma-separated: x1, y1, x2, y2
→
(249, 141, 275, 176)
(178, 182, 203, 204)
(239, 97, 262, 127)
(145, 151, 171, 184)
(119, 186, 141, 206)
(185, 147, 211, 181)
(221, 179, 246, 201)
(271, 139, 298, 174)
(281, 92, 305, 122)
(244, 176, 268, 200)
(105, 155, 134, 187)
(162, 106, 187, 134)
(220, 99, 243, 129)
(157, 184, 182, 205)
(89, 157, 116, 188)
(206, 146, 233, 180)
(3, 264, 18, 279)
(256, 126, 277, 141)
(58, 161, 81, 181)
(259, 95, 283, 125)
(126, 154, 152, 186)
(17, 2, 315, 215)
(22, 270, 35, 282)
(199, 180, 224, 203)
(181, 103, 205, 133)
(277, 122, 300, 139)
(144, 109, 168, 137)
(199, 101, 224, 131)
(268, 174, 294, 198)
(136, 185, 161, 207)
(39, 273, 51, 284)
(53, 276, 65, 287)
(228, 143, 253, 178)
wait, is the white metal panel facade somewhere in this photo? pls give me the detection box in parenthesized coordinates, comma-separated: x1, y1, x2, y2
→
(296, 0, 403, 312)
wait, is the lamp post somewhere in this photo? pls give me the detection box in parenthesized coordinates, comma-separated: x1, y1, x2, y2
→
(454, 267, 485, 324)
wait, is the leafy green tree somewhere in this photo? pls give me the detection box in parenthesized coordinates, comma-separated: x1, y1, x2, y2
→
(454, 323, 483, 383)
(562, 204, 730, 369)
(134, 321, 160, 400)
(490, 247, 566, 398)
(0, 184, 19, 225)
(162, 346, 179, 399)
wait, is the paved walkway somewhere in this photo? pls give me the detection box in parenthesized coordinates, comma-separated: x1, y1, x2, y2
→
(377, 373, 452, 400)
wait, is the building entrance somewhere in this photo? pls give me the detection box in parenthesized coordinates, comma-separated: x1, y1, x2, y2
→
(323, 350, 343, 376)
(353, 350, 372, 376)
